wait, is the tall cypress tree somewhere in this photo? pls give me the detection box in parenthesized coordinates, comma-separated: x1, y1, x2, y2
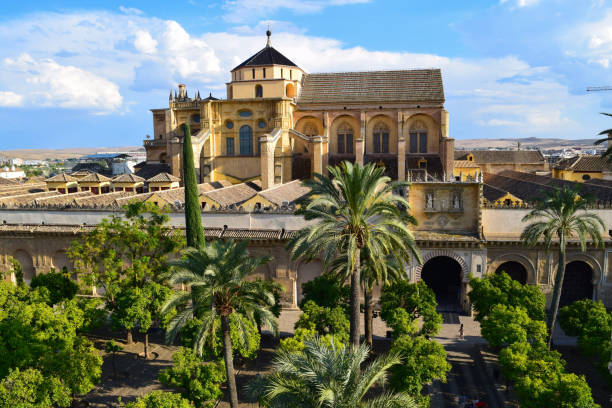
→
(182, 123, 204, 248)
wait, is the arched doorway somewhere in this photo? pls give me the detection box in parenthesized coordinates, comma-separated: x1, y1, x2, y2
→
(560, 261, 593, 307)
(12, 249, 35, 284)
(495, 261, 527, 284)
(421, 256, 462, 312)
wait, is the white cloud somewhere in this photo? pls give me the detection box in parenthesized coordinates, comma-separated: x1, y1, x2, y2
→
(564, 10, 612, 69)
(2, 54, 122, 112)
(222, 0, 370, 23)
(500, 0, 540, 7)
(134, 30, 158, 54)
(0, 91, 23, 107)
(119, 6, 143, 15)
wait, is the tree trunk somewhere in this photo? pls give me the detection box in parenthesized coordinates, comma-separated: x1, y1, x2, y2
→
(144, 332, 149, 360)
(364, 286, 373, 348)
(126, 330, 133, 345)
(547, 234, 566, 349)
(221, 314, 239, 408)
(350, 250, 361, 346)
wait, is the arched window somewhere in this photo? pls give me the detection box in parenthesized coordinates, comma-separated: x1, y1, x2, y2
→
(303, 122, 317, 137)
(373, 123, 390, 153)
(337, 123, 353, 154)
(409, 120, 427, 154)
(239, 125, 253, 156)
(255, 84, 263, 98)
(228, 85, 233, 99)
(582, 174, 591, 181)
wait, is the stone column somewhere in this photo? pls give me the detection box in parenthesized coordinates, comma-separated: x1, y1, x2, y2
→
(397, 113, 406, 181)
(323, 112, 330, 175)
(260, 135, 275, 190)
(312, 137, 324, 176)
(356, 111, 366, 165)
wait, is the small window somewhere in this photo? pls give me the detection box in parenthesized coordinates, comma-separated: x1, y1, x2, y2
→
(239, 125, 253, 156)
(373, 124, 389, 154)
(226, 120, 234, 129)
(476, 264, 482, 273)
(238, 110, 253, 118)
(582, 174, 591, 180)
(409, 132, 418, 153)
(337, 123, 353, 154)
(226, 138, 235, 156)
(419, 132, 427, 153)
(425, 192, 434, 209)
(281, 68, 284, 78)
(258, 120, 266, 129)
(263, 68, 266, 78)
(419, 160, 427, 169)
(252, 68, 255, 79)
(191, 114, 200, 124)
(255, 85, 263, 98)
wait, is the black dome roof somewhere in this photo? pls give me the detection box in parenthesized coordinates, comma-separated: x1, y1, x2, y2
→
(232, 45, 298, 71)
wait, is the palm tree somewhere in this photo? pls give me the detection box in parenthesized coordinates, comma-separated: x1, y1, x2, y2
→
(521, 185, 604, 348)
(162, 240, 279, 408)
(329, 250, 406, 347)
(287, 162, 421, 346)
(248, 336, 418, 408)
(594, 112, 612, 162)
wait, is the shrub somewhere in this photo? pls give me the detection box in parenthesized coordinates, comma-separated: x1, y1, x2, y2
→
(294, 300, 349, 345)
(480, 304, 547, 349)
(30, 269, 78, 305)
(123, 390, 193, 408)
(299, 274, 350, 310)
(380, 280, 441, 337)
(0, 368, 71, 408)
(158, 348, 225, 408)
(389, 335, 450, 397)
(278, 327, 344, 353)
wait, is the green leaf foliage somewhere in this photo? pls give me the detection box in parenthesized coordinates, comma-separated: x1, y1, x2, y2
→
(248, 337, 419, 408)
(278, 327, 344, 353)
(76, 296, 107, 333)
(298, 273, 350, 311)
(480, 304, 547, 349)
(380, 280, 441, 337)
(294, 300, 350, 345)
(123, 390, 193, 408)
(468, 271, 546, 322)
(559, 299, 612, 375)
(182, 122, 204, 248)
(30, 268, 78, 305)
(0, 368, 71, 408)
(0, 283, 102, 398)
(389, 335, 451, 397)
(158, 347, 225, 408)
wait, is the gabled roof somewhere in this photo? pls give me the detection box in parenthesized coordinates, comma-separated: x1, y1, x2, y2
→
(203, 181, 262, 207)
(79, 172, 111, 182)
(112, 173, 145, 183)
(483, 184, 512, 202)
(147, 172, 181, 183)
(259, 180, 311, 206)
(46, 173, 77, 182)
(232, 45, 298, 71)
(454, 160, 480, 168)
(134, 163, 171, 180)
(554, 155, 611, 172)
(297, 69, 444, 105)
(454, 150, 545, 164)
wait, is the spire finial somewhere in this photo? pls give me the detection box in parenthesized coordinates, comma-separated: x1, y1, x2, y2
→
(266, 25, 271, 47)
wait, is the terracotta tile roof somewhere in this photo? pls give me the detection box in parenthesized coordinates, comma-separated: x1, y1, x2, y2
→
(232, 45, 298, 70)
(115, 192, 155, 205)
(34, 191, 93, 206)
(112, 173, 145, 183)
(203, 181, 262, 207)
(79, 172, 111, 182)
(487, 170, 612, 202)
(0, 178, 17, 185)
(46, 173, 78, 182)
(147, 172, 181, 183)
(221, 228, 284, 240)
(0, 191, 58, 206)
(259, 180, 311, 206)
(482, 183, 511, 202)
(454, 160, 480, 168)
(114, 183, 228, 207)
(553, 155, 612, 172)
(134, 163, 171, 180)
(454, 150, 545, 164)
(74, 191, 136, 207)
(298, 69, 444, 105)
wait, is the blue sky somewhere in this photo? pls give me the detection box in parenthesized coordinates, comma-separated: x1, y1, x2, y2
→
(0, 0, 611, 149)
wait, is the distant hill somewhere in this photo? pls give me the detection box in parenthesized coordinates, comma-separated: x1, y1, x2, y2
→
(0, 146, 144, 161)
(455, 137, 602, 150)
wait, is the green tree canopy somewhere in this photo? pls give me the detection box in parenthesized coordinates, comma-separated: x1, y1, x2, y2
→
(123, 390, 194, 408)
(294, 300, 350, 345)
(0, 368, 71, 408)
(30, 268, 78, 305)
(480, 304, 547, 349)
(299, 273, 350, 311)
(468, 271, 546, 322)
(380, 280, 442, 337)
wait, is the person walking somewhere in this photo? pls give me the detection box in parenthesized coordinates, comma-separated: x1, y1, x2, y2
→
(459, 323, 464, 340)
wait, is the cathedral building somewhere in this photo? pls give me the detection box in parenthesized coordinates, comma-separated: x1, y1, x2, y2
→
(1, 32, 611, 315)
